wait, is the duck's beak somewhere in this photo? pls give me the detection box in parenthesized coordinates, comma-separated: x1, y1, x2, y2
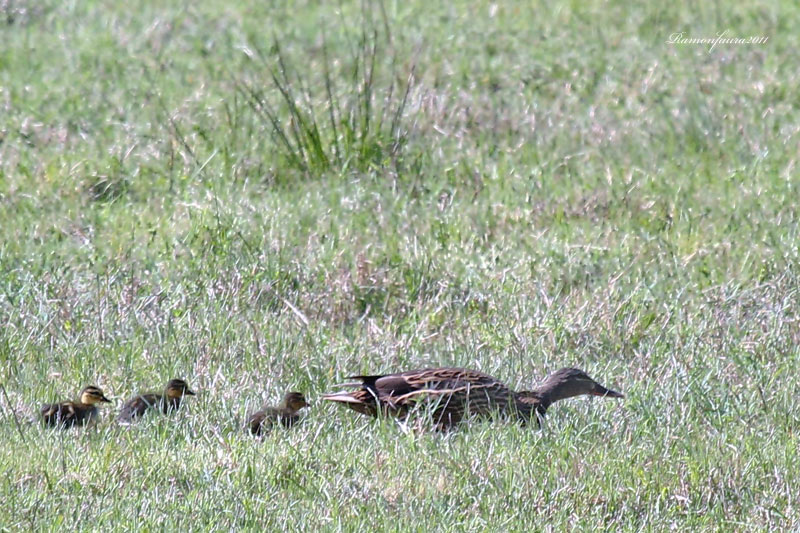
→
(100, 395, 112, 403)
(591, 383, 624, 398)
(185, 389, 196, 396)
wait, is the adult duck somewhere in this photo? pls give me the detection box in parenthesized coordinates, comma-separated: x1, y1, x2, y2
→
(323, 367, 622, 429)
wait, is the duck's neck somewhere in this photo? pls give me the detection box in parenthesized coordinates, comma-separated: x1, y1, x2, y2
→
(164, 394, 182, 411)
(513, 391, 549, 417)
(514, 377, 588, 418)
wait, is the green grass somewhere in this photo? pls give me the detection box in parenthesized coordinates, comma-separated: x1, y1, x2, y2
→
(1, 0, 799, 530)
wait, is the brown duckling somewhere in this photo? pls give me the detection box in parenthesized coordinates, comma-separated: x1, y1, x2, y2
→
(118, 378, 195, 423)
(247, 392, 309, 436)
(323, 367, 623, 429)
(40, 385, 112, 428)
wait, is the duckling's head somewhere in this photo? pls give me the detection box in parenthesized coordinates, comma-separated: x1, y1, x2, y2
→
(165, 379, 196, 399)
(283, 391, 309, 412)
(80, 386, 112, 405)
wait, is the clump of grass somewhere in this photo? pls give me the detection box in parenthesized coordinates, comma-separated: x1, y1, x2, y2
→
(85, 174, 128, 203)
(236, 25, 415, 178)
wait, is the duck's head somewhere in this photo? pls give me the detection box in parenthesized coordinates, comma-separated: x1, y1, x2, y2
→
(80, 386, 112, 405)
(283, 391, 309, 412)
(540, 368, 624, 401)
(165, 379, 196, 399)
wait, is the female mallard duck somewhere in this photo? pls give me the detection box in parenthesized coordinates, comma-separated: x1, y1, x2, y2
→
(323, 367, 623, 429)
(118, 378, 195, 423)
(40, 385, 112, 427)
(247, 392, 309, 436)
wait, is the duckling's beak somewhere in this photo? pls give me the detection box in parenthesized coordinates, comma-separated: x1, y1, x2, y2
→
(100, 395, 112, 403)
(184, 389, 196, 396)
(591, 383, 624, 398)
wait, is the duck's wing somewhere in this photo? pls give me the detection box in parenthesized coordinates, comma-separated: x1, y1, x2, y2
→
(247, 410, 269, 435)
(247, 407, 300, 434)
(322, 389, 380, 416)
(348, 367, 494, 394)
(40, 402, 80, 427)
(40, 402, 59, 420)
(343, 368, 507, 412)
(118, 393, 160, 423)
(322, 372, 402, 414)
(325, 368, 507, 417)
(382, 368, 507, 401)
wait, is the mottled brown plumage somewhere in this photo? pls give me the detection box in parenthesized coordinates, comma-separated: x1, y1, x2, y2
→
(118, 378, 195, 423)
(247, 392, 309, 436)
(40, 385, 111, 428)
(323, 367, 623, 429)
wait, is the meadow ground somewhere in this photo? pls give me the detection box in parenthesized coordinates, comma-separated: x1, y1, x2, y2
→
(1, 1, 799, 531)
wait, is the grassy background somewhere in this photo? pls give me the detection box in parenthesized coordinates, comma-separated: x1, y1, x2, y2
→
(1, 0, 799, 530)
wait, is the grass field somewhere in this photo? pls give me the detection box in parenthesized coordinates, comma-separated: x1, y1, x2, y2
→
(1, 0, 799, 530)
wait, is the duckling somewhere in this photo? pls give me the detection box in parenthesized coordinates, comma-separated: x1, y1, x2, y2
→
(40, 385, 111, 428)
(247, 392, 309, 436)
(118, 378, 195, 423)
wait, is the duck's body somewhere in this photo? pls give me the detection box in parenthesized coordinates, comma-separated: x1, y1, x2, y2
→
(323, 367, 623, 429)
(324, 367, 515, 427)
(118, 379, 195, 423)
(247, 392, 309, 436)
(40, 386, 111, 428)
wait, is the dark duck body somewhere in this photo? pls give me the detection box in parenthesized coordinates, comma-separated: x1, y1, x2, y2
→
(118, 378, 195, 423)
(323, 367, 623, 429)
(247, 392, 309, 436)
(40, 385, 111, 428)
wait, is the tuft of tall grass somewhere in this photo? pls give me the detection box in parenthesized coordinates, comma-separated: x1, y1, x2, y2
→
(235, 24, 416, 179)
